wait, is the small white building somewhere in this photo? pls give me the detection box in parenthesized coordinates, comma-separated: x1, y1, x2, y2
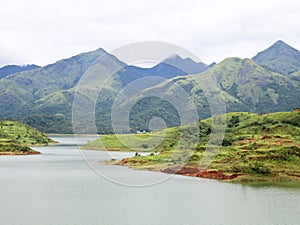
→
(136, 130, 147, 134)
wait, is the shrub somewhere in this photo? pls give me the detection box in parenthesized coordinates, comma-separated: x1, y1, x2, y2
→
(188, 154, 201, 162)
(222, 133, 234, 146)
(275, 146, 300, 161)
(195, 145, 206, 152)
(249, 161, 271, 175)
(222, 138, 234, 146)
(141, 143, 148, 149)
(228, 115, 240, 128)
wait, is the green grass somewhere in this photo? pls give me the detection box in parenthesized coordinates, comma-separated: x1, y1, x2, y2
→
(0, 120, 53, 154)
(84, 130, 178, 151)
(88, 109, 300, 183)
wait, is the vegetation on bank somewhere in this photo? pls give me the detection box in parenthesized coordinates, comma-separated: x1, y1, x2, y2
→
(22, 114, 73, 134)
(0, 120, 53, 155)
(85, 110, 300, 183)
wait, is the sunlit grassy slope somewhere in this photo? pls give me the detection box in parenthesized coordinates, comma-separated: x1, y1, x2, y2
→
(85, 109, 300, 182)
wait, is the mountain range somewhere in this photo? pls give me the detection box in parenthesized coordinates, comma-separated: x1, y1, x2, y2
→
(0, 40, 299, 133)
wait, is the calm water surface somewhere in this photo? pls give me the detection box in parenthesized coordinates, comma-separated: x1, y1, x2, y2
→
(0, 136, 299, 225)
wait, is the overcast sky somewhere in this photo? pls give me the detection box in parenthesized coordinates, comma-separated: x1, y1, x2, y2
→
(0, 0, 300, 67)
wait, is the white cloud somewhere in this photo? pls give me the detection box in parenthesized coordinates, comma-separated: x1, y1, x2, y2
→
(0, 0, 300, 66)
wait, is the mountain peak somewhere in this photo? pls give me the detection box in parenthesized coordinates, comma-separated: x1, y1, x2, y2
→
(269, 40, 297, 51)
(162, 54, 201, 64)
(253, 40, 300, 75)
(164, 53, 184, 60)
(160, 54, 208, 74)
(274, 40, 286, 45)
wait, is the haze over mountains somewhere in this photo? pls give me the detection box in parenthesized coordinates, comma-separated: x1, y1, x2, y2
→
(0, 40, 299, 133)
(0, 64, 40, 79)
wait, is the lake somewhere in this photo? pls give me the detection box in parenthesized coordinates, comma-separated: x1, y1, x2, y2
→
(0, 135, 299, 225)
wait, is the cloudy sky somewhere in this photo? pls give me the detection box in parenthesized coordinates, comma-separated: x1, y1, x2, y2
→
(0, 0, 300, 67)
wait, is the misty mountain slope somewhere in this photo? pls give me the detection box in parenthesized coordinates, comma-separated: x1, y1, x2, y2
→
(117, 54, 208, 87)
(253, 40, 300, 75)
(290, 71, 300, 82)
(162, 54, 208, 74)
(0, 64, 40, 79)
(117, 64, 185, 87)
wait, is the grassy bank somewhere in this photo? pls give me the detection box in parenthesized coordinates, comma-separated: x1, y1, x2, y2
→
(0, 120, 54, 155)
(85, 110, 300, 183)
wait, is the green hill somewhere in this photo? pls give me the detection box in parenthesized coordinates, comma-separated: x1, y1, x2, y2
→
(124, 57, 300, 132)
(88, 110, 300, 183)
(253, 40, 300, 75)
(0, 120, 53, 155)
(0, 48, 113, 117)
(0, 48, 126, 133)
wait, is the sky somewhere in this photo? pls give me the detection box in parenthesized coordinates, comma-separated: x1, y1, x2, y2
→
(0, 0, 300, 67)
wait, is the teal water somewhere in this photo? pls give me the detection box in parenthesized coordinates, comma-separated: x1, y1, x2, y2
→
(0, 136, 299, 225)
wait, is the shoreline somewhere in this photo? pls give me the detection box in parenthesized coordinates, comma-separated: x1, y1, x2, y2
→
(0, 151, 41, 156)
(47, 133, 101, 136)
(116, 159, 244, 181)
(111, 158, 300, 185)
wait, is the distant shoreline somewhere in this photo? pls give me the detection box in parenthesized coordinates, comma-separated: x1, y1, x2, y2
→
(47, 133, 101, 136)
(0, 151, 41, 156)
